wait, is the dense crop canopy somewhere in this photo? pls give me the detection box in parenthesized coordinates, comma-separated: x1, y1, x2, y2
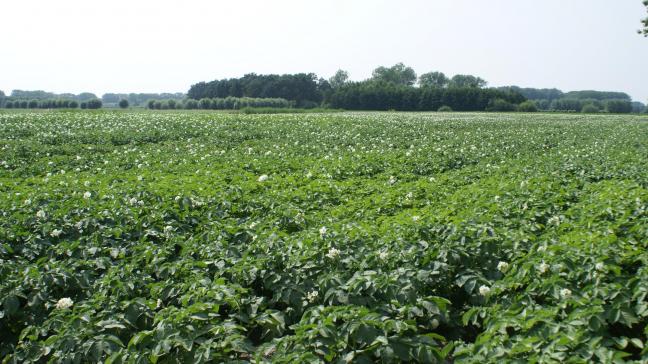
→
(1, 110, 648, 362)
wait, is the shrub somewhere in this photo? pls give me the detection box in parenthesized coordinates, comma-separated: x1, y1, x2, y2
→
(581, 104, 600, 113)
(198, 98, 212, 109)
(517, 101, 538, 112)
(487, 98, 518, 112)
(184, 99, 198, 110)
(118, 99, 129, 109)
(167, 100, 176, 110)
(438, 105, 452, 112)
(86, 99, 102, 109)
(5, 101, 13, 108)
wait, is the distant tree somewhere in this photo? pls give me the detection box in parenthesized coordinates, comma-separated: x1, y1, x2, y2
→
(69, 100, 79, 108)
(19, 100, 28, 108)
(80, 102, 87, 109)
(198, 98, 212, 109)
(153, 101, 162, 110)
(167, 99, 176, 109)
(184, 99, 198, 109)
(487, 98, 517, 112)
(448, 74, 487, 88)
(86, 98, 102, 109)
(371, 63, 417, 86)
(581, 104, 600, 113)
(5, 101, 13, 108)
(518, 100, 538, 112)
(329, 69, 350, 89)
(28, 99, 39, 108)
(118, 99, 129, 109)
(419, 72, 449, 88)
(438, 105, 452, 112)
(605, 99, 632, 113)
(77, 92, 98, 102)
(563, 90, 630, 101)
(631, 101, 645, 113)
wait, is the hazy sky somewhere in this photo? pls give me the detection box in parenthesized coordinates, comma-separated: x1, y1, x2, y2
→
(2, 0, 647, 101)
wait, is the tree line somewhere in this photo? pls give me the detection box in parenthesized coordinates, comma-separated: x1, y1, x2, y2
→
(187, 63, 645, 112)
(496, 86, 643, 113)
(188, 74, 322, 108)
(102, 93, 185, 107)
(2, 98, 102, 109)
(145, 97, 291, 110)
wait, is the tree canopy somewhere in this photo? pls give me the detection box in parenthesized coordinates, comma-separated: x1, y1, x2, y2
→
(188, 73, 322, 107)
(329, 70, 349, 89)
(419, 72, 449, 88)
(371, 63, 417, 86)
(448, 75, 487, 88)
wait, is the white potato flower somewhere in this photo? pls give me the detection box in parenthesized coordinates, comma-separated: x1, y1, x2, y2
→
(595, 262, 605, 271)
(326, 247, 340, 259)
(538, 262, 550, 274)
(306, 290, 319, 303)
(50, 229, 63, 238)
(258, 174, 269, 182)
(319, 226, 327, 237)
(36, 210, 47, 219)
(497, 261, 509, 273)
(431, 318, 440, 329)
(560, 288, 572, 298)
(55, 297, 73, 310)
(478, 285, 491, 296)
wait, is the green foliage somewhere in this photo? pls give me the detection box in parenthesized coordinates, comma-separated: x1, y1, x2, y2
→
(605, 99, 633, 114)
(86, 99, 103, 109)
(486, 98, 518, 112)
(118, 99, 129, 109)
(239, 107, 343, 114)
(517, 100, 538, 112)
(581, 104, 600, 113)
(188, 73, 322, 107)
(2, 110, 648, 363)
(371, 63, 418, 86)
(563, 90, 631, 101)
(448, 75, 487, 88)
(329, 70, 350, 89)
(437, 105, 452, 112)
(419, 72, 449, 88)
(328, 82, 524, 111)
(147, 97, 292, 110)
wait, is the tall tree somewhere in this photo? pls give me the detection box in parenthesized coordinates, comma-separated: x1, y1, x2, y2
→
(371, 63, 417, 86)
(448, 74, 487, 88)
(418, 72, 449, 88)
(329, 69, 349, 89)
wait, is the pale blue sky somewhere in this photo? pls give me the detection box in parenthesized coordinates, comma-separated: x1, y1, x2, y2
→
(1, 0, 647, 101)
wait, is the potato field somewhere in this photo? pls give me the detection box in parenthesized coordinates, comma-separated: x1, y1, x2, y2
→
(1, 110, 648, 363)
